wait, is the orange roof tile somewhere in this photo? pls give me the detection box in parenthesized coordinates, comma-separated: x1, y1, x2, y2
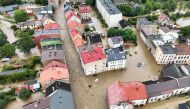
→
(79, 6, 92, 13)
(68, 21, 84, 31)
(43, 60, 67, 71)
(39, 67, 69, 83)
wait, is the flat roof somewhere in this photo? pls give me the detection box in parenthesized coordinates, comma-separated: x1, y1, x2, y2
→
(99, 0, 121, 15)
(159, 45, 175, 54)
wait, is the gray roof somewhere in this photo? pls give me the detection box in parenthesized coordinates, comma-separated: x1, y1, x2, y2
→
(99, 0, 121, 15)
(33, 29, 60, 37)
(41, 5, 53, 12)
(17, 20, 42, 28)
(183, 65, 190, 73)
(0, 68, 27, 76)
(0, 4, 18, 13)
(23, 89, 75, 109)
(159, 45, 175, 54)
(42, 14, 54, 23)
(112, 0, 128, 5)
(41, 48, 65, 65)
(161, 64, 183, 78)
(105, 47, 126, 61)
(109, 36, 123, 44)
(137, 18, 152, 25)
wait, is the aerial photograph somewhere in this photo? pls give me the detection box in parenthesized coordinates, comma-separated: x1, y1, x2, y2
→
(0, 0, 190, 109)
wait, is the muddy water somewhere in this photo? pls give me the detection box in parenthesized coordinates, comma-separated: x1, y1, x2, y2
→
(176, 17, 190, 27)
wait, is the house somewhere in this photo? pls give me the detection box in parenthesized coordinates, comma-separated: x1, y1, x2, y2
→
(86, 32, 103, 45)
(139, 24, 158, 44)
(69, 0, 85, 3)
(161, 64, 185, 78)
(154, 44, 190, 65)
(68, 21, 84, 33)
(64, 3, 72, 13)
(105, 47, 127, 71)
(66, 11, 81, 24)
(19, 4, 39, 16)
(119, 19, 131, 29)
(179, 103, 189, 109)
(23, 89, 75, 109)
(111, 0, 128, 5)
(48, 0, 60, 8)
(0, 4, 18, 14)
(96, 0, 122, 27)
(43, 60, 67, 71)
(79, 5, 92, 21)
(79, 45, 107, 75)
(136, 18, 152, 31)
(24, 80, 41, 92)
(108, 36, 124, 48)
(33, 29, 61, 47)
(42, 14, 56, 26)
(107, 80, 148, 109)
(157, 14, 175, 28)
(17, 20, 43, 29)
(32, 5, 53, 15)
(44, 23, 59, 30)
(70, 29, 85, 48)
(39, 65, 69, 86)
(40, 38, 65, 65)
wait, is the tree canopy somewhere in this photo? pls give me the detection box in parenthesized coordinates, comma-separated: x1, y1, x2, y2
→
(17, 36, 35, 54)
(0, 30, 8, 46)
(0, 43, 15, 57)
(14, 10, 29, 23)
(0, 0, 21, 6)
(85, 0, 96, 6)
(19, 88, 31, 100)
(180, 26, 190, 39)
(35, 0, 48, 5)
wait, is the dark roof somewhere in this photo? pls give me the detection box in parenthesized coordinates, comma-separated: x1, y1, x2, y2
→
(99, 0, 121, 15)
(17, 20, 42, 28)
(161, 64, 183, 78)
(119, 19, 131, 28)
(109, 36, 123, 44)
(105, 47, 126, 61)
(0, 68, 27, 76)
(0, 4, 18, 13)
(179, 103, 189, 109)
(45, 80, 71, 96)
(179, 35, 187, 42)
(42, 14, 54, 22)
(137, 18, 152, 25)
(159, 45, 175, 54)
(25, 80, 38, 85)
(87, 32, 102, 44)
(33, 29, 60, 37)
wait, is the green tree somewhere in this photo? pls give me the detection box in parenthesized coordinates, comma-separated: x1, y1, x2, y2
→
(14, 10, 29, 23)
(19, 88, 31, 100)
(35, 0, 48, 5)
(0, 30, 8, 46)
(180, 26, 190, 39)
(0, 43, 15, 57)
(17, 36, 35, 54)
(153, 2, 162, 10)
(0, 99, 6, 109)
(186, 1, 190, 9)
(145, 0, 153, 13)
(85, 0, 96, 6)
(118, 4, 135, 16)
(135, 6, 144, 15)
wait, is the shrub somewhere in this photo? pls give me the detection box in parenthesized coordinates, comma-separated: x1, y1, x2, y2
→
(11, 25, 18, 31)
(2, 65, 16, 71)
(19, 88, 31, 100)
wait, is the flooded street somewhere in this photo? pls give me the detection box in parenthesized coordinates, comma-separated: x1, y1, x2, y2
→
(176, 17, 190, 27)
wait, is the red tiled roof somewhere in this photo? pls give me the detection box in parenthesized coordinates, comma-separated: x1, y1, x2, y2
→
(66, 11, 80, 22)
(44, 23, 59, 30)
(173, 44, 190, 55)
(68, 21, 84, 31)
(43, 60, 67, 71)
(71, 29, 84, 47)
(79, 6, 92, 13)
(39, 67, 69, 83)
(107, 81, 148, 105)
(80, 46, 106, 64)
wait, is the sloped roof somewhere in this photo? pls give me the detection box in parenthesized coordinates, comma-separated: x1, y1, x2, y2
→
(33, 29, 60, 37)
(44, 23, 59, 30)
(161, 64, 183, 78)
(39, 67, 69, 83)
(107, 80, 148, 105)
(43, 60, 67, 71)
(79, 6, 91, 13)
(68, 21, 84, 31)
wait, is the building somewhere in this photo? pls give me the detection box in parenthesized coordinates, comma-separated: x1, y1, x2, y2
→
(33, 29, 61, 47)
(67, 21, 84, 33)
(69, 0, 85, 3)
(79, 45, 107, 75)
(70, 29, 85, 48)
(44, 23, 59, 30)
(154, 44, 190, 64)
(40, 38, 65, 65)
(79, 5, 92, 21)
(108, 36, 123, 48)
(66, 11, 81, 24)
(32, 5, 53, 15)
(157, 14, 175, 28)
(48, 0, 60, 8)
(43, 60, 67, 71)
(136, 18, 152, 31)
(23, 88, 75, 109)
(178, 103, 189, 109)
(42, 14, 56, 26)
(39, 65, 69, 86)
(86, 32, 103, 45)
(107, 81, 148, 109)
(17, 20, 42, 29)
(96, 0, 122, 27)
(64, 3, 72, 13)
(24, 80, 41, 92)
(181, 65, 190, 76)
(0, 4, 18, 14)
(105, 47, 126, 71)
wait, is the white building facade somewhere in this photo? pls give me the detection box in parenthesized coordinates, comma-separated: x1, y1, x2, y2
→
(96, 0, 122, 27)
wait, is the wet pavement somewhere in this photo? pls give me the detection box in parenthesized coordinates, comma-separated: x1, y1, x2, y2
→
(54, 2, 165, 109)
